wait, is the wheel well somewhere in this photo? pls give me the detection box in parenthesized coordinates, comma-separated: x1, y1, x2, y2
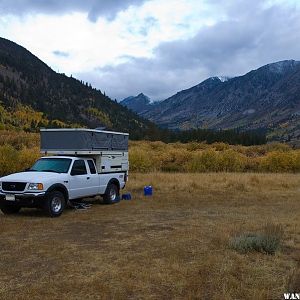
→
(47, 184, 69, 201)
(108, 179, 120, 190)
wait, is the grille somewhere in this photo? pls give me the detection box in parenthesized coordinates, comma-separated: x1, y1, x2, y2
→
(2, 182, 27, 192)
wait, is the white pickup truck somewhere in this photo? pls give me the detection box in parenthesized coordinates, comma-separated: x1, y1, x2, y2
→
(0, 128, 129, 217)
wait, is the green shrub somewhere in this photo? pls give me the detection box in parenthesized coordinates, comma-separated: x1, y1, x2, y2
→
(185, 142, 208, 151)
(261, 151, 300, 172)
(264, 143, 291, 152)
(213, 142, 230, 151)
(186, 149, 246, 172)
(217, 149, 245, 172)
(160, 149, 190, 172)
(1, 133, 300, 174)
(230, 224, 283, 255)
(0, 145, 18, 175)
(0, 145, 40, 176)
(129, 150, 154, 172)
(187, 149, 219, 172)
(0, 130, 39, 150)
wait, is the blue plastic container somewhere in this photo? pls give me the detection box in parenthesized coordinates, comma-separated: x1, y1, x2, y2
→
(122, 193, 132, 200)
(144, 186, 153, 196)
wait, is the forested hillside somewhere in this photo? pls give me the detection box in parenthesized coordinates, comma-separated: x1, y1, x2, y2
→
(0, 37, 266, 145)
(0, 37, 159, 139)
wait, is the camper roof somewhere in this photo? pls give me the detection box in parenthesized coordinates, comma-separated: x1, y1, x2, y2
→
(40, 128, 129, 152)
(40, 128, 129, 136)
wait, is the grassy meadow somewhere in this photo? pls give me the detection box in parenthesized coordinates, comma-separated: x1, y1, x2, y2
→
(0, 173, 299, 299)
(0, 130, 300, 298)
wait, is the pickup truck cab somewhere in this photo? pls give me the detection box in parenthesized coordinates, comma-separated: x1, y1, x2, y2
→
(0, 156, 126, 217)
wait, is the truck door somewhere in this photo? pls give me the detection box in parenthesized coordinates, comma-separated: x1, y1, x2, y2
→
(69, 159, 91, 199)
(86, 159, 100, 195)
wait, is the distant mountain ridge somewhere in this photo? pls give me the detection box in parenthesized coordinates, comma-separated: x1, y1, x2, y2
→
(0, 37, 158, 139)
(120, 93, 152, 114)
(121, 60, 300, 143)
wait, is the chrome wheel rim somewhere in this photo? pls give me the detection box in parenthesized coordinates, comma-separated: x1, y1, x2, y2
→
(51, 196, 62, 213)
(109, 188, 117, 201)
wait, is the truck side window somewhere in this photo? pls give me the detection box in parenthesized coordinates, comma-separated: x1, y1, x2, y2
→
(87, 160, 97, 174)
(71, 160, 87, 176)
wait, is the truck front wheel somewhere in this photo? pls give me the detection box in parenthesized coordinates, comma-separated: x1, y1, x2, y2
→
(0, 204, 21, 215)
(44, 191, 65, 217)
(103, 183, 120, 204)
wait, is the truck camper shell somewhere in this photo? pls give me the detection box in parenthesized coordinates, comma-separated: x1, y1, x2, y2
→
(40, 128, 129, 173)
(40, 128, 128, 153)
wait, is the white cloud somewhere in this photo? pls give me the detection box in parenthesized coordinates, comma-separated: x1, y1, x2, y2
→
(0, 0, 217, 74)
(77, 0, 300, 100)
(0, 0, 299, 101)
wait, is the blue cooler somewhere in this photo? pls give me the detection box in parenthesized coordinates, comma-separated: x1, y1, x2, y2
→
(144, 186, 153, 196)
(122, 193, 132, 200)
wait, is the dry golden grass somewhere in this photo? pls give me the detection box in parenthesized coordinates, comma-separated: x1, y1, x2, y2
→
(0, 173, 299, 299)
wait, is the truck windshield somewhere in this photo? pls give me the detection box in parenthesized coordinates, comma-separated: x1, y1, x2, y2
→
(30, 158, 72, 173)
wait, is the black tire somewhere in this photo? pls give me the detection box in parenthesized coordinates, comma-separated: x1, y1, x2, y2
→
(44, 191, 65, 217)
(103, 183, 120, 204)
(0, 204, 21, 215)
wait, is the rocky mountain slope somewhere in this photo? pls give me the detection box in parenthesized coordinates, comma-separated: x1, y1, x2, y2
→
(0, 37, 158, 139)
(120, 93, 152, 114)
(122, 60, 300, 143)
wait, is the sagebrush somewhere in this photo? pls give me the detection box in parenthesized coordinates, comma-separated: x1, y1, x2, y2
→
(230, 224, 284, 255)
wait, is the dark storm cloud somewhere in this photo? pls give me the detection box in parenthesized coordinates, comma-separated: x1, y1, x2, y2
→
(155, 3, 300, 76)
(77, 1, 300, 101)
(0, 0, 147, 21)
(53, 50, 69, 57)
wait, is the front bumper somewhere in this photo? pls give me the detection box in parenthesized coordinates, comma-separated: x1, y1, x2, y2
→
(0, 191, 46, 207)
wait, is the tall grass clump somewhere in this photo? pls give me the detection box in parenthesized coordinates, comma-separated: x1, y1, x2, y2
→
(230, 224, 284, 255)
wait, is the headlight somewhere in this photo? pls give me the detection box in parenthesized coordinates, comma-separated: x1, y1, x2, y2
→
(28, 183, 44, 191)
(0, 182, 2, 190)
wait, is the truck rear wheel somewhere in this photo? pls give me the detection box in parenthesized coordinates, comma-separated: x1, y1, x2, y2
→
(44, 191, 65, 217)
(0, 204, 21, 215)
(103, 183, 120, 204)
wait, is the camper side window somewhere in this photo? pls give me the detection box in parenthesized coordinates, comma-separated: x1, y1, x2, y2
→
(87, 160, 97, 174)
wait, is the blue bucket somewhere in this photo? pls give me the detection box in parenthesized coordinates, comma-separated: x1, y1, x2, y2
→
(144, 186, 153, 196)
(122, 193, 132, 200)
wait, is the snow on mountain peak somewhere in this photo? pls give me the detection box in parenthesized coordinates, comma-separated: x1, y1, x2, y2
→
(266, 60, 300, 74)
(217, 76, 231, 82)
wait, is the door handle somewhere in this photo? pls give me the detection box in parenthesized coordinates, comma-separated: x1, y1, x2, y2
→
(87, 177, 90, 180)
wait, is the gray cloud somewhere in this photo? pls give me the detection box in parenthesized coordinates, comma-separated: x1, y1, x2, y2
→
(0, 0, 147, 21)
(53, 50, 69, 57)
(76, 1, 300, 101)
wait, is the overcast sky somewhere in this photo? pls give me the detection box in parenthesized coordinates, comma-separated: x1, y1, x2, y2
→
(0, 0, 300, 101)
